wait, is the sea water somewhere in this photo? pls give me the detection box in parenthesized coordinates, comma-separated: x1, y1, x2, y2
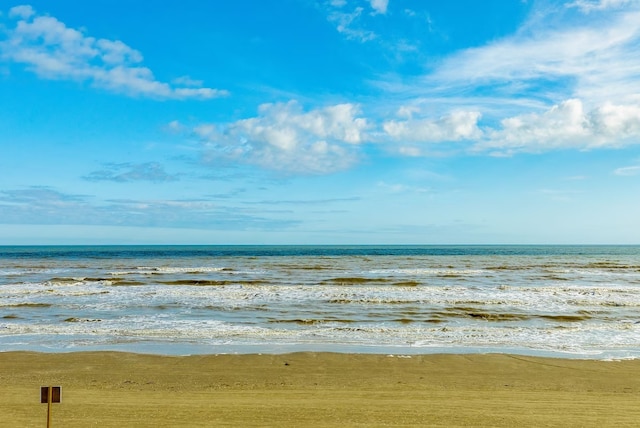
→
(1, 245, 639, 359)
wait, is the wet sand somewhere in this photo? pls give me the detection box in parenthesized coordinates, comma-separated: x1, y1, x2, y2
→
(1, 351, 640, 427)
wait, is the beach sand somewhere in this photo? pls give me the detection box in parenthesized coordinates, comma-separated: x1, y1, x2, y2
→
(1, 352, 639, 427)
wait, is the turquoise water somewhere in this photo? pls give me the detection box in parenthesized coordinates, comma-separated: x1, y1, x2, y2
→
(1, 245, 639, 358)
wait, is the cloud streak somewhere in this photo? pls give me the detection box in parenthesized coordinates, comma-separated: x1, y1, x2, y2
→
(425, 5, 640, 106)
(324, 0, 392, 42)
(0, 187, 296, 229)
(614, 165, 640, 176)
(84, 162, 180, 183)
(0, 4, 228, 99)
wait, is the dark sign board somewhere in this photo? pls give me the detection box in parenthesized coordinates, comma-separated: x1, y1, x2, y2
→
(40, 386, 61, 404)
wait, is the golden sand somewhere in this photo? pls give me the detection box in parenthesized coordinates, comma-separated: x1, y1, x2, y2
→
(1, 351, 639, 427)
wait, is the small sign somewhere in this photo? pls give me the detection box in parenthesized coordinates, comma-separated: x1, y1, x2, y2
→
(40, 386, 62, 404)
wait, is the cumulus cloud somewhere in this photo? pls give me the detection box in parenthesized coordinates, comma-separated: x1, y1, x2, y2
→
(379, 96, 640, 157)
(8, 4, 34, 19)
(189, 101, 368, 174)
(478, 99, 640, 154)
(84, 162, 180, 183)
(369, 0, 388, 14)
(383, 110, 482, 143)
(0, 4, 227, 99)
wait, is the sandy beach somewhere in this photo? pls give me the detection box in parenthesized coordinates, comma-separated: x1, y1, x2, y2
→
(0, 352, 638, 427)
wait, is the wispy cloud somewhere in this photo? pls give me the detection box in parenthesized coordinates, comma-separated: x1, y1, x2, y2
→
(0, 4, 228, 99)
(376, 181, 432, 194)
(568, 0, 635, 12)
(185, 100, 368, 174)
(327, 6, 376, 42)
(0, 186, 297, 229)
(0, 187, 93, 224)
(244, 197, 360, 205)
(614, 165, 640, 176)
(323, 0, 391, 42)
(84, 162, 180, 183)
(0, 186, 88, 204)
(425, 6, 640, 106)
(538, 188, 583, 202)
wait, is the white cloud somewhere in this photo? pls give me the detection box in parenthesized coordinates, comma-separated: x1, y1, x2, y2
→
(370, 2, 640, 158)
(8, 4, 34, 19)
(383, 110, 482, 143)
(0, 5, 227, 99)
(327, 6, 376, 42)
(191, 101, 368, 174)
(369, 0, 388, 14)
(172, 75, 204, 87)
(478, 99, 640, 154)
(420, 4, 640, 110)
(0, 187, 294, 230)
(377, 181, 431, 194)
(84, 162, 180, 183)
(538, 188, 581, 202)
(381, 97, 640, 157)
(396, 146, 422, 157)
(481, 99, 589, 153)
(569, 0, 635, 12)
(166, 120, 184, 133)
(614, 165, 640, 176)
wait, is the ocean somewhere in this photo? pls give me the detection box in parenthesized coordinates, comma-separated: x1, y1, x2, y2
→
(1, 245, 639, 359)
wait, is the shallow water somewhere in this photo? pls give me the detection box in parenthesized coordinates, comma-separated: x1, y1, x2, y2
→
(1, 245, 639, 358)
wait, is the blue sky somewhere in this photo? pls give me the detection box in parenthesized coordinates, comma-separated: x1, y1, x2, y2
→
(1, 0, 639, 244)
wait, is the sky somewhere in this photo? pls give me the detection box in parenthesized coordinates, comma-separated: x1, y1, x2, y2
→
(1, 0, 639, 245)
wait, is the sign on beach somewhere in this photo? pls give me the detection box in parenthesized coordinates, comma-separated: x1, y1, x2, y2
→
(41, 386, 61, 428)
(40, 386, 61, 404)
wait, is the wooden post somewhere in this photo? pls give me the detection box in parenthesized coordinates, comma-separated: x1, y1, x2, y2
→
(47, 386, 52, 428)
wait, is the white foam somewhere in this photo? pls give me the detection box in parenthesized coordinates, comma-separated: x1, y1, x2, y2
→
(109, 266, 227, 275)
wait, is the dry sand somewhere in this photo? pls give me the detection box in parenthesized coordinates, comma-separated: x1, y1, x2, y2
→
(1, 351, 639, 427)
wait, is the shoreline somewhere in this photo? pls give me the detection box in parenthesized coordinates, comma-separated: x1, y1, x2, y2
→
(2, 346, 639, 361)
(3, 338, 637, 360)
(2, 351, 640, 427)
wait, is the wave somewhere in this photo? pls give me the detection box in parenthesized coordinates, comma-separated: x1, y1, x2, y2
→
(109, 266, 227, 275)
(109, 280, 146, 286)
(368, 269, 485, 276)
(63, 317, 102, 323)
(268, 318, 356, 325)
(3, 303, 52, 308)
(392, 281, 421, 287)
(159, 279, 268, 286)
(539, 314, 592, 322)
(323, 277, 391, 285)
(47, 276, 114, 283)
